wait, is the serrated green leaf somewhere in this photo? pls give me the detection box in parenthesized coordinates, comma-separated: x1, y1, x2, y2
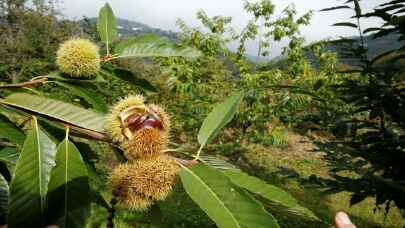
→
(97, 3, 117, 51)
(52, 81, 108, 113)
(114, 34, 201, 58)
(0, 93, 106, 133)
(8, 117, 57, 227)
(198, 155, 237, 170)
(224, 170, 319, 221)
(0, 114, 25, 146)
(198, 92, 244, 147)
(47, 130, 90, 228)
(0, 174, 8, 220)
(180, 164, 279, 228)
(0, 147, 19, 165)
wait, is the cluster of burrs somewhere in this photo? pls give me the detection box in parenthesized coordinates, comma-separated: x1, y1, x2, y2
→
(105, 95, 179, 211)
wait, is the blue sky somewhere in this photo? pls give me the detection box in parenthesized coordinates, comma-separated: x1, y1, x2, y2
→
(60, 0, 382, 58)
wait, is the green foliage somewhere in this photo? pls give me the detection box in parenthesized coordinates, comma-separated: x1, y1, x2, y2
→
(1, 93, 106, 132)
(8, 117, 57, 227)
(47, 130, 90, 227)
(115, 34, 201, 58)
(258, 126, 289, 147)
(198, 92, 244, 147)
(159, 183, 216, 228)
(97, 3, 118, 53)
(0, 3, 78, 83)
(179, 164, 280, 228)
(315, 0, 405, 215)
(0, 148, 19, 166)
(224, 170, 318, 221)
(3, 0, 402, 227)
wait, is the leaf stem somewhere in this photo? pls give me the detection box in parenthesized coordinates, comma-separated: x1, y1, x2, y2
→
(193, 144, 204, 161)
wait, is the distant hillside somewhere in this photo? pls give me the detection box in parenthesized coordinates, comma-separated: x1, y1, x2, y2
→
(267, 33, 403, 69)
(324, 33, 403, 66)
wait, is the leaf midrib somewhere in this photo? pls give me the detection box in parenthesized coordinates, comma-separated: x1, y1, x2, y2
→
(34, 117, 45, 212)
(0, 98, 105, 133)
(64, 138, 68, 224)
(182, 166, 241, 228)
(105, 10, 109, 54)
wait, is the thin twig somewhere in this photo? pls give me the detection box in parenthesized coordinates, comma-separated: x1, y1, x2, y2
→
(0, 78, 48, 89)
(173, 157, 199, 166)
(67, 124, 110, 142)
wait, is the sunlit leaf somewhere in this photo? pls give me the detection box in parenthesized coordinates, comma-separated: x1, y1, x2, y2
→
(97, 3, 117, 51)
(198, 155, 237, 170)
(47, 129, 90, 227)
(224, 170, 319, 221)
(180, 164, 279, 228)
(115, 34, 201, 58)
(0, 93, 106, 133)
(8, 117, 57, 227)
(198, 92, 244, 147)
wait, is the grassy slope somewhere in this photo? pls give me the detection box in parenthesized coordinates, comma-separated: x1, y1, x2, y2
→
(238, 130, 405, 228)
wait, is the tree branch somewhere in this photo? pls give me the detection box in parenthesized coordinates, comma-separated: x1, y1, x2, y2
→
(66, 124, 110, 142)
(0, 78, 48, 89)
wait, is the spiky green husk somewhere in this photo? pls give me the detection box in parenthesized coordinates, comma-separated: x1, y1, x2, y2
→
(56, 38, 100, 78)
(129, 156, 179, 201)
(108, 156, 179, 211)
(122, 128, 169, 160)
(108, 164, 152, 211)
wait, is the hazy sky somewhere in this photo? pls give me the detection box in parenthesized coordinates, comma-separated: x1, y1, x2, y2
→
(59, 0, 382, 58)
